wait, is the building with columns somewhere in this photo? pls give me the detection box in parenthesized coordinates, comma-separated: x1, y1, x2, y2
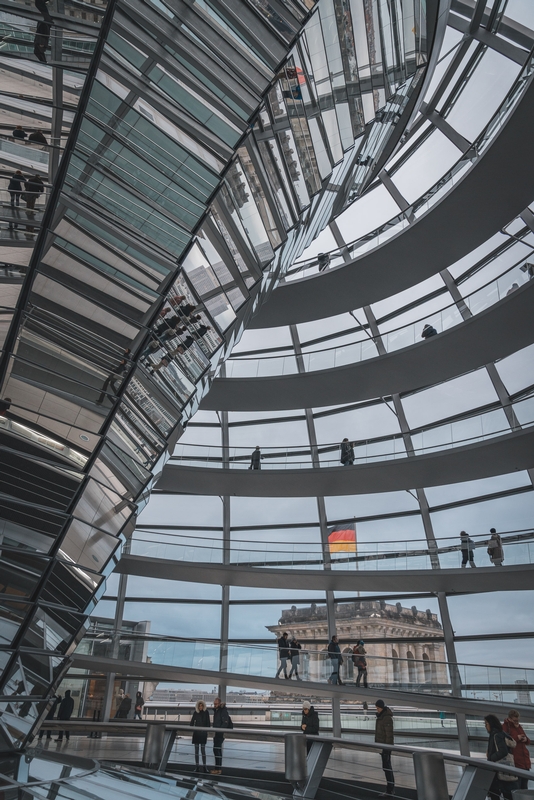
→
(267, 600, 449, 689)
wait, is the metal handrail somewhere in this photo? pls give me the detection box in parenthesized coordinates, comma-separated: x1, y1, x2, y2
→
(133, 525, 532, 546)
(34, 721, 533, 783)
(35, 719, 488, 742)
(129, 527, 534, 556)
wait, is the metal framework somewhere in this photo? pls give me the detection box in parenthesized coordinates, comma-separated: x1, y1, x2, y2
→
(0, 0, 436, 752)
(84, 0, 534, 766)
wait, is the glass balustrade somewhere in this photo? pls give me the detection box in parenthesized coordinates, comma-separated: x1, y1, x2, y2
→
(128, 529, 534, 571)
(76, 631, 534, 703)
(0, 137, 50, 166)
(170, 399, 534, 470)
(225, 259, 534, 378)
(13, 728, 534, 799)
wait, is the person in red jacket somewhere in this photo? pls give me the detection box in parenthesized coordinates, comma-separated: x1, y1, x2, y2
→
(503, 709, 531, 789)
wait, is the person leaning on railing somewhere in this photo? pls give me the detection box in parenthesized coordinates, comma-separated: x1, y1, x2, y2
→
(421, 323, 438, 339)
(301, 700, 319, 753)
(249, 445, 262, 470)
(503, 709, 531, 789)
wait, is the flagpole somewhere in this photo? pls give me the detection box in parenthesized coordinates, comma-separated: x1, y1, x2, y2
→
(354, 517, 359, 597)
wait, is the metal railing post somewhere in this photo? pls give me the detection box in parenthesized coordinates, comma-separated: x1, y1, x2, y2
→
(437, 592, 470, 755)
(413, 752, 449, 800)
(159, 729, 178, 771)
(103, 542, 130, 721)
(143, 723, 166, 769)
(451, 765, 494, 800)
(285, 733, 307, 789)
(293, 741, 332, 799)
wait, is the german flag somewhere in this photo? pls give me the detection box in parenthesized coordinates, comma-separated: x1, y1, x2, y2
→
(328, 524, 356, 553)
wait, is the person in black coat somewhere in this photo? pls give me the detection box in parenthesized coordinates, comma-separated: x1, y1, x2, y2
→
(192, 323, 211, 340)
(134, 691, 144, 720)
(0, 398, 11, 417)
(56, 690, 74, 741)
(340, 438, 354, 466)
(375, 700, 395, 795)
(301, 701, 319, 753)
(276, 632, 290, 678)
(12, 126, 27, 141)
(249, 446, 262, 470)
(485, 714, 519, 799)
(288, 637, 302, 680)
(96, 349, 131, 404)
(177, 302, 198, 319)
(38, 694, 61, 740)
(115, 694, 132, 719)
(421, 324, 438, 339)
(28, 130, 48, 145)
(24, 174, 45, 210)
(35, 0, 53, 22)
(8, 172, 25, 207)
(210, 697, 232, 774)
(328, 635, 343, 685)
(190, 700, 210, 772)
(33, 22, 51, 63)
(155, 314, 179, 337)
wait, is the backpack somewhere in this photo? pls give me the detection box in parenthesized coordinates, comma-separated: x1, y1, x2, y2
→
(226, 714, 233, 729)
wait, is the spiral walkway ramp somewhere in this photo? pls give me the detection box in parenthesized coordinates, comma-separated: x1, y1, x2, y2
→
(202, 279, 534, 410)
(250, 46, 534, 326)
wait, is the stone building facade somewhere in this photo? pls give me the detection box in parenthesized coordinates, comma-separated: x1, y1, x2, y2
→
(267, 600, 449, 688)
